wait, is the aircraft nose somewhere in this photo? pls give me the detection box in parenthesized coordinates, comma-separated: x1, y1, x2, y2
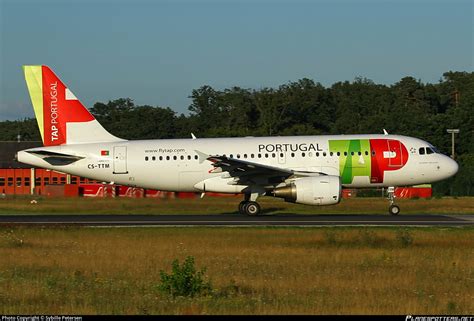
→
(443, 156, 459, 178)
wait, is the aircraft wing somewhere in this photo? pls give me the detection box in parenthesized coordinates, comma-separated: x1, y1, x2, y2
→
(196, 150, 326, 186)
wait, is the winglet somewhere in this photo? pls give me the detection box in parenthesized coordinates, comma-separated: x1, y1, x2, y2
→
(194, 150, 209, 164)
(383, 129, 389, 135)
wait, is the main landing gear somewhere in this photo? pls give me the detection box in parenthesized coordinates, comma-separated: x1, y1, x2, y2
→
(387, 186, 400, 215)
(238, 192, 263, 216)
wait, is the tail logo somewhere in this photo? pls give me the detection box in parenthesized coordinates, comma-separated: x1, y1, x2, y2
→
(49, 81, 59, 142)
(24, 65, 94, 146)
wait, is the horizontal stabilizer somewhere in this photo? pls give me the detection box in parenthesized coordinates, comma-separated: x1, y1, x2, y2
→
(26, 150, 84, 166)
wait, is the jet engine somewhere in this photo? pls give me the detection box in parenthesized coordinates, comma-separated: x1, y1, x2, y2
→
(271, 176, 342, 205)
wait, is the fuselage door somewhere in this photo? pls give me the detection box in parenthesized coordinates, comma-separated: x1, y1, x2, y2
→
(387, 140, 403, 167)
(113, 146, 128, 174)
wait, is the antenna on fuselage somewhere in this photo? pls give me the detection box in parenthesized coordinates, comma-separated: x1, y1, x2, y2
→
(383, 129, 389, 135)
(191, 133, 197, 140)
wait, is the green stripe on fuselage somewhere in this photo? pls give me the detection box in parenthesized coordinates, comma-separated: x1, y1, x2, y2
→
(329, 139, 371, 184)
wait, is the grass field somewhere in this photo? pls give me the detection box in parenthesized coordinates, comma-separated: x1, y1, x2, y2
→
(0, 226, 473, 314)
(0, 196, 473, 215)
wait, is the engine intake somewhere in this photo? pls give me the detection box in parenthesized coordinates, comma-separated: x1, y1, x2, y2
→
(272, 176, 341, 205)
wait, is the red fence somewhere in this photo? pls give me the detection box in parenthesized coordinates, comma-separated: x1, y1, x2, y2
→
(0, 168, 99, 196)
(0, 168, 193, 198)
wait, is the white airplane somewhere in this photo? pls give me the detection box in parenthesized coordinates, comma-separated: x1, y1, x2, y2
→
(17, 66, 459, 215)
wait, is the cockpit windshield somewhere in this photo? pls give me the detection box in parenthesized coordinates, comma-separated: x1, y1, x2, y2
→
(419, 146, 438, 155)
(429, 146, 439, 153)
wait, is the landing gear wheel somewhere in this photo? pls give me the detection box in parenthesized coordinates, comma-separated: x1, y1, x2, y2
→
(389, 204, 400, 215)
(238, 201, 248, 215)
(244, 201, 261, 216)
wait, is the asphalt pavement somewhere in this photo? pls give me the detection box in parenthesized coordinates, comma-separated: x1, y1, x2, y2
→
(0, 214, 473, 226)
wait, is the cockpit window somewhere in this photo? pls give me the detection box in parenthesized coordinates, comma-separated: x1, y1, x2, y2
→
(419, 146, 437, 155)
(430, 146, 439, 153)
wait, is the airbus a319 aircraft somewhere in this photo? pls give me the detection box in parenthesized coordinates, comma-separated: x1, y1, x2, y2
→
(17, 66, 459, 215)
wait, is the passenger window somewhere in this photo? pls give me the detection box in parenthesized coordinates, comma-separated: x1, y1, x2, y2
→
(166, 156, 170, 160)
(316, 152, 319, 157)
(301, 153, 305, 157)
(265, 154, 269, 158)
(280, 153, 284, 158)
(323, 152, 327, 157)
(244, 154, 247, 159)
(180, 155, 184, 160)
(330, 152, 333, 156)
(419, 148, 425, 155)
(258, 154, 262, 158)
(336, 152, 340, 156)
(160, 156, 164, 161)
(344, 152, 347, 156)
(187, 155, 190, 160)
(272, 153, 276, 158)
(358, 152, 361, 156)
(351, 152, 354, 156)
(371, 150, 376, 156)
(152, 156, 156, 161)
(194, 155, 198, 160)
(173, 156, 177, 160)
(251, 154, 255, 158)
(291, 153, 295, 157)
(145, 156, 149, 161)
(365, 151, 369, 156)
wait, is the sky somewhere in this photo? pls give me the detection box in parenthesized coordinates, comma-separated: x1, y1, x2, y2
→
(0, 0, 472, 121)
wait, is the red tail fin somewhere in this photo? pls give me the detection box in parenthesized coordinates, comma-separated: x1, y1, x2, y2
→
(24, 66, 124, 146)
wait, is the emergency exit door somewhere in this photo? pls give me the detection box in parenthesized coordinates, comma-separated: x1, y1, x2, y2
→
(113, 146, 128, 174)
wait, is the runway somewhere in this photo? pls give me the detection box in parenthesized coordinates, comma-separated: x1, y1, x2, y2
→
(0, 214, 473, 226)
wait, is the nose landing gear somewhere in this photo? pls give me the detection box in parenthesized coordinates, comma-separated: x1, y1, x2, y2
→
(387, 186, 400, 215)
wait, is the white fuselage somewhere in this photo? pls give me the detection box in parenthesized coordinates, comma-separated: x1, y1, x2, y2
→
(17, 134, 458, 193)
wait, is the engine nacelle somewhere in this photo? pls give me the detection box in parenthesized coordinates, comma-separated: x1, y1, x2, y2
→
(272, 176, 342, 205)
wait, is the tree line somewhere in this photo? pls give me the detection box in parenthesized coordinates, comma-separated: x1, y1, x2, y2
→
(1, 71, 473, 195)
